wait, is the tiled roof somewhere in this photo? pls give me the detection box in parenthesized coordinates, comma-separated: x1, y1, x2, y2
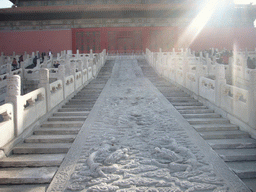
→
(0, 3, 195, 14)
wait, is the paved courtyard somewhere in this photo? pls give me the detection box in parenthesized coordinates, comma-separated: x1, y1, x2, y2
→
(47, 58, 250, 192)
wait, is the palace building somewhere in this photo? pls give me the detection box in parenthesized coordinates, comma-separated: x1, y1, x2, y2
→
(0, 0, 256, 54)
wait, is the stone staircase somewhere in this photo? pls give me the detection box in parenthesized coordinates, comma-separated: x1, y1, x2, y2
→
(0, 60, 114, 191)
(138, 59, 256, 192)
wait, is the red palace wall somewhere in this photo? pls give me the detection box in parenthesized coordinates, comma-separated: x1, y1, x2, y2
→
(1, 27, 256, 55)
(188, 27, 256, 51)
(71, 27, 178, 54)
(0, 30, 72, 55)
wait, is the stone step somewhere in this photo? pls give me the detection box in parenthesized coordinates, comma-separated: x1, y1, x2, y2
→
(157, 88, 181, 92)
(175, 106, 208, 110)
(0, 167, 58, 184)
(207, 138, 256, 149)
(62, 105, 93, 109)
(79, 89, 102, 93)
(75, 93, 101, 97)
(73, 95, 99, 99)
(154, 84, 173, 87)
(0, 154, 65, 167)
(226, 161, 256, 179)
(41, 121, 83, 128)
(187, 118, 230, 125)
(25, 135, 76, 143)
(12, 143, 72, 154)
(0, 184, 47, 192)
(166, 97, 195, 102)
(64, 102, 95, 106)
(172, 102, 203, 106)
(162, 93, 189, 97)
(58, 108, 91, 112)
(183, 113, 221, 118)
(53, 111, 89, 116)
(34, 128, 80, 135)
(242, 178, 256, 192)
(85, 84, 106, 89)
(48, 116, 87, 121)
(200, 130, 250, 140)
(70, 98, 97, 102)
(215, 149, 256, 161)
(178, 109, 214, 114)
(192, 124, 239, 132)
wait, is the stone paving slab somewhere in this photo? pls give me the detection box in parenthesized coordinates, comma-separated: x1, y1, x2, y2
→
(0, 184, 48, 192)
(47, 58, 250, 192)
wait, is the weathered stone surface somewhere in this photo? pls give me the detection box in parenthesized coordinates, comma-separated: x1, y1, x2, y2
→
(0, 184, 47, 192)
(0, 154, 65, 167)
(47, 58, 249, 192)
(0, 167, 58, 184)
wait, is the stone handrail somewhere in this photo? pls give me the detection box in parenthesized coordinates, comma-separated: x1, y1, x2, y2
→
(220, 83, 249, 123)
(0, 103, 14, 148)
(75, 71, 82, 90)
(0, 49, 107, 149)
(49, 79, 63, 110)
(20, 87, 47, 133)
(145, 48, 256, 137)
(24, 68, 40, 80)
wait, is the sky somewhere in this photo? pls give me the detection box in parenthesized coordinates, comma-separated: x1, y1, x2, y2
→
(0, 0, 255, 8)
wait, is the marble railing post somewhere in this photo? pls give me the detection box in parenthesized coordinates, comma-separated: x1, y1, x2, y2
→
(7, 64, 12, 74)
(89, 58, 95, 78)
(36, 51, 39, 59)
(156, 48, 162, 74)
(63, 50, 67, 59)
(20, 61, 25, 80)
(195, 63, 205, 95)
(70, 62, 77, 89)
(172, 48, 175, 56)
(183, 54, 189, 87)
(215, 65, 226, 107)
(90, 49, 93, 59)
(39, 69, 50, 111)
(5, 75, 23, 136)
(36, 59, 40, 69)
(7, 56, 11, 64)
(212, 56, 217, 64)
(76, 50, 79, 59)
(199, 52, 203, 62)
(77, 61, 83, 72)
(24, 51, 27, 61)
(206, 53, 212, 75)
(0, 52, 4, 65)
(248, 70, 256, 129)
(57, 53, 60, 60)
(58, 65, 66, 98)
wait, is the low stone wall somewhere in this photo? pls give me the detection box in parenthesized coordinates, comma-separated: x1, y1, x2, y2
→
(0, 49, 107, 149)
(146, 48, 256, 138)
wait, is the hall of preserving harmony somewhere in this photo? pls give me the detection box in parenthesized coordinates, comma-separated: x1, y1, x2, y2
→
(1, 0, 256, 55)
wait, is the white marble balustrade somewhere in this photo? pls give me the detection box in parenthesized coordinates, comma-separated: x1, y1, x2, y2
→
(0, 49, 107, 149)
(145, 48, 256, 137)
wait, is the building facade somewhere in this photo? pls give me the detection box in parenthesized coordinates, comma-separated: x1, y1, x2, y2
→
(1, 0, 256, 54)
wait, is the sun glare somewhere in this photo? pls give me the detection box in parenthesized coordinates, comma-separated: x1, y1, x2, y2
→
(234, 0, 256, 4)
(177, 0, 221, 48)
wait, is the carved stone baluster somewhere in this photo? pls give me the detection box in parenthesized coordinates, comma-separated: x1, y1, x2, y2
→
(248, 70, 256, 129)
(5, 75, 23, 136)
(39, 69, 50, 111)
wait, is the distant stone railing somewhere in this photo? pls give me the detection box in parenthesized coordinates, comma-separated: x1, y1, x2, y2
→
(0, 49, 107, 149)
(145, 48, 256, 138)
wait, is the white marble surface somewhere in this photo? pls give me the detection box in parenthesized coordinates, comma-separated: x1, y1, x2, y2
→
(47, 58, 249, 192)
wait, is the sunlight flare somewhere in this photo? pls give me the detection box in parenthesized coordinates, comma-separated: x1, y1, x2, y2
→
(177, 0, 221, 48)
